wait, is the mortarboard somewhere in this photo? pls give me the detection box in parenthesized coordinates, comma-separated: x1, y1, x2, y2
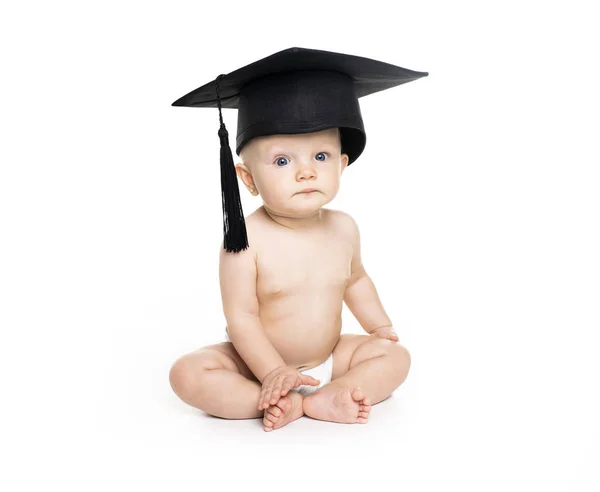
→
(172, 47, 428, 253)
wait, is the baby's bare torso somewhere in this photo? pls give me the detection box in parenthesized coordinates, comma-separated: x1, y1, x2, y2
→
(244, 206, 352, 371)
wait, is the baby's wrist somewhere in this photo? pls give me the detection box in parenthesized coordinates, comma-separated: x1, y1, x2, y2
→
(369, 324, 393, 334)
(264, 364, 288, 378)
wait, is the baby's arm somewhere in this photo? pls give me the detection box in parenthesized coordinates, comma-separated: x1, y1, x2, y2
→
(219, 242, 286, 383)
(341, 213, 394, 334)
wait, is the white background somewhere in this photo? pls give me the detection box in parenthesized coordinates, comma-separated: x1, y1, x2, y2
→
(1, 1, 599, 490)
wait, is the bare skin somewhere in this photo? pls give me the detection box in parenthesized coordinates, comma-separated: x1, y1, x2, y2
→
(263, 386, 371, 431)
(236, 204, 374, 431)
(242, 205, 348, 371)
(233, 129, 374, 430)
(234, 129, 351, 372)
(169, 129, 409, 431)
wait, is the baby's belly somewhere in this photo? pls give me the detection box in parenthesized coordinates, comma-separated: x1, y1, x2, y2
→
(260, 293, 344, 371)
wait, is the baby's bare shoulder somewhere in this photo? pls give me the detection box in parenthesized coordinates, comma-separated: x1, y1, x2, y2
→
(323, 207, 359, 239)
(232, 207, 277, 258)
(244, 207, 271, 239)
(218, 210, 264, 262)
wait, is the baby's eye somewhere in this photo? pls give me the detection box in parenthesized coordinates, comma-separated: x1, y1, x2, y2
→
(275, 157, 290, 167)
(315, 152, 328, 161)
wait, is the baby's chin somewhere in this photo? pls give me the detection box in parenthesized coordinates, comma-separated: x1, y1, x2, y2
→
(265, 196, 330, 217)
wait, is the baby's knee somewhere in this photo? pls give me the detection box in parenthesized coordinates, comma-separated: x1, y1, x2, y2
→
(169, 353, 205, 397)
(390, 344, 411, 382)
(169, 355, 196, 398)
(389, 343, 411, 370)
(168, 349, 233, 399)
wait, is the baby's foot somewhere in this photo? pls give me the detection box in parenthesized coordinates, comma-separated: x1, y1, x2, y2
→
(302, 385, 371, 424)
(263, 390, 304, 432)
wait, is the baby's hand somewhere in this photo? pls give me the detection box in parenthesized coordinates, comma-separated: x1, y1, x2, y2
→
(370, 326, 399, 342)
(258, 365, 320, 410)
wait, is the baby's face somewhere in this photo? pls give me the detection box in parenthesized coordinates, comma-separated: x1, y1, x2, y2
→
(237, 128, 349, 217)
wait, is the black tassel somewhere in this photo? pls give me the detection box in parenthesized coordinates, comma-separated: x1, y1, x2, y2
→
(216, 75, 248, 253)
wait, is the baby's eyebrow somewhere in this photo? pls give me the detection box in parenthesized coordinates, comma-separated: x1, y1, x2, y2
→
(266, 147, 286, 156)
(266, 144, 336, 156)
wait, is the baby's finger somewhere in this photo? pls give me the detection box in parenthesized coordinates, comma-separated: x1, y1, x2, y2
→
(280, 378, 293, 396)
(301, 375, 320, 386)
(262, 386, 275, 409)
(265, 378, 282, 406)
(284, 375, 300, 393)
(280, 376, 294, 390)
(259, 385, 270, 409)
(258, 390, 264, 410)
(259, 385, 272, 410)
(269, 380, 283, 405)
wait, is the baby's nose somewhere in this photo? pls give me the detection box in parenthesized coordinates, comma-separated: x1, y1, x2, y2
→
(297, 165, 316, 179)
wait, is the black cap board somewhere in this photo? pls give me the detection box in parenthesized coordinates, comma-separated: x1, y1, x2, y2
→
(172, 47, 428, 253)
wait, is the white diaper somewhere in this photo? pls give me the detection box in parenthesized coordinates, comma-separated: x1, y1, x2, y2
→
(290, 352, 334, 397)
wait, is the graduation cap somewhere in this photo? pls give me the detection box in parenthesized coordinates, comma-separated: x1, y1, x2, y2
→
(172, 47, 428, 253)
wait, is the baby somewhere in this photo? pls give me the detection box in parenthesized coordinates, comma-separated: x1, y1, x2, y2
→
(168, 47, 426, 431)
(169, 127, 411, 431)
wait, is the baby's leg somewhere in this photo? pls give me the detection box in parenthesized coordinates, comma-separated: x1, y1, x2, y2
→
(169, 342, 263, 420)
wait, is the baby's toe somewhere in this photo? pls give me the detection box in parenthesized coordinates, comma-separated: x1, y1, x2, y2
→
(268, 405, 282, 417)
(350, 387, 365, 402)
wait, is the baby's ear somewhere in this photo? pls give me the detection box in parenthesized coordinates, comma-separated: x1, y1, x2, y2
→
(235, 163, 256, 192)
(340, 153, 349, 172)
(235, 162, 249, 178)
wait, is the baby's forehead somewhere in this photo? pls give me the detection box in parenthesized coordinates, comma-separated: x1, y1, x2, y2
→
(250, 128, 340, 153)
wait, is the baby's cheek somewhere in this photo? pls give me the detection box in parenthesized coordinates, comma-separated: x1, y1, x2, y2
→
(259, 186, 277, 202)
(258, 188, 284, 210)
